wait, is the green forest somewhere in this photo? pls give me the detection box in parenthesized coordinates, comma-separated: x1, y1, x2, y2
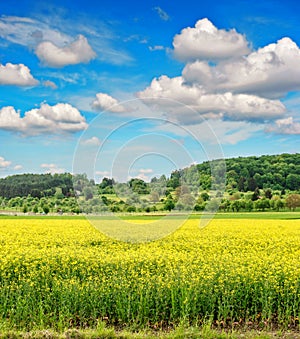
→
(0, 153, 300, 214)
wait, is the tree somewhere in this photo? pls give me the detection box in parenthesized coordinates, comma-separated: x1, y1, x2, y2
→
(128, 178, 149, 194)
(200, 192, 210, 201)
(231, 200, 241, 212)
(286, 174, 300, 191)
(99, 177, 115, 189)
(199, 174, 212, 190)
(167, 170, 181, 189)
(149, 191, 160, 203)
(255, 198, 270, 211)
(230, 192, 241, 201)
(164, 199, 175, 211)
(264, 188, 272, 199)
(252, 187, 260, 201)
(247, 177, 257, 191)
(245, 200, 253, 212)
(174, 185, 190, 200)
(238, 176, 247, 192)
(43, 205, 50, 214)
(126, 205, 136, 213)
(83, 187, 93, 200)
(206, 198, 220, 212)
(285, 194, 300, 211)
(179, 193, 195, 210)
(275, 199, 285, 211)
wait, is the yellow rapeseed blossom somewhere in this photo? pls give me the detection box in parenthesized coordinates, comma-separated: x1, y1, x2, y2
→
(0, 217, 300, 330)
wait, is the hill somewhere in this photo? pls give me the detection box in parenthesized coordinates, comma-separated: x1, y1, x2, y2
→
(0, 153, 299, 214)
(178, 152, 300, 192)
(0, 153, 299, 200)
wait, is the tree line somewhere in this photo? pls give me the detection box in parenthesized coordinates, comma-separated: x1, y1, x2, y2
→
(0, 153, 299, 214)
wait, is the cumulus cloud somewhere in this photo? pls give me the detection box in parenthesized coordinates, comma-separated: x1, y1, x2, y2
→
(35, 34, 96, 67)
(40, 163, 65, 174)
(0, 63, 38, 86)
(91, 93, 126, 113)
(137, 18, 300, 136)
(0, 103, 87, 135)
(173, 18, 249, 61)
(81, 136, 101, 146)
(183, 38, 300, 98)
(137, 75, 285, 122)
(266, 117, 300, 135)
(0, 156, 11, 168)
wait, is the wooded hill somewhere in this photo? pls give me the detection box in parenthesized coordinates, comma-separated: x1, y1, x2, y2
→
(176, 152, 300, 193)
(0, 173, 74, 199)
(0, 153, 299, 200)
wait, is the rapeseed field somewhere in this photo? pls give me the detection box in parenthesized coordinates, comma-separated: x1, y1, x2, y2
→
(0, 217, 300, 331)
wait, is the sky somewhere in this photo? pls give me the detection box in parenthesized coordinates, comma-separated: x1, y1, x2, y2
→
(0, 0, 300, 182)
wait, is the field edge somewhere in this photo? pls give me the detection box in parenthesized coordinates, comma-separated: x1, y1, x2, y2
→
(1, 325, 300, 339)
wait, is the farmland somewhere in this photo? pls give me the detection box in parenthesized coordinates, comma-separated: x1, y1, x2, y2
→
(0, 213, 300, 338)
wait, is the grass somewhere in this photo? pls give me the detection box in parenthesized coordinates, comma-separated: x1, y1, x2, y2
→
(1, 211, 300, 220)
(1, 325, 300, 338)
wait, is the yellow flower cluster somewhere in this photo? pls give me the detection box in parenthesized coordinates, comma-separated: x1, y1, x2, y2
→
(0, 217, 299, 330)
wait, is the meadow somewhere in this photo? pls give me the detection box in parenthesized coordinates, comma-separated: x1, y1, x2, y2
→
(0, 213, 300, 336)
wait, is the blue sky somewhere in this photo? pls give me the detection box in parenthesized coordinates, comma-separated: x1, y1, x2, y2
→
(0, 0, 299, 182)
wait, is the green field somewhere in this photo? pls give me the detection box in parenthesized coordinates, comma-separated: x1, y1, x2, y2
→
(1, 211, 300, 220)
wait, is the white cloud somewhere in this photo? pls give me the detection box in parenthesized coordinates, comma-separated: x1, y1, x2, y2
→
(0, 15, 69, 47)
(95, 170, 111, 181)
(14, 165, 23, 170)
(40, 163, 65, 174)
(95, 170, 110, 176)
(35, 34, 96, 67)
(173, 18, 249, 61)
(266, 117, 300, 135)
(0, 106, 24, 129)
(135, 172, 151, 182)
(0, 156, 11, 168)
(201, 120, 262, 144)
(0, 103, 87, 135)
(137, 75, 285, 122)
(44, 72, 80, 84)
(153, 7, 170, 21)
(43, 80, 57, 89)
(0, 63, 38, 86)
(182, 61, 213, 85)
(137, 19, 300, 135)
(149, 118, 262, 145)
(139, 168, 153, 174)
(81, 136, 101, 146)
(0, 15, 132, 66)
(183, 38, 300, 99)
(129, 169, 153, 182)
(91, 93, 126, 113)
(149, 45, 164, 51)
